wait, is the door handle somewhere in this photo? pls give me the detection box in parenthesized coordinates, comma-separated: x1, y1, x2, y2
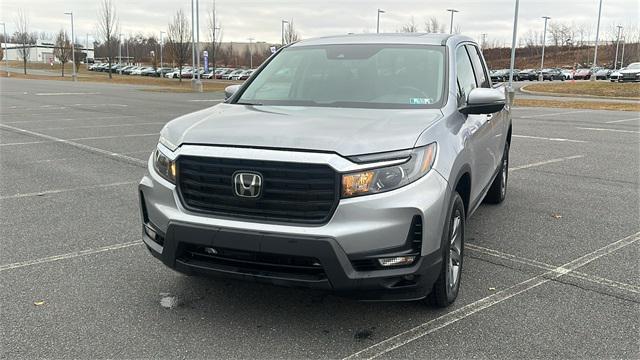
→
(486, 114, 493, 122)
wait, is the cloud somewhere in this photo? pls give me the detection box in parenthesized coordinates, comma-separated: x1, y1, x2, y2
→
(1, 0, 637, 45)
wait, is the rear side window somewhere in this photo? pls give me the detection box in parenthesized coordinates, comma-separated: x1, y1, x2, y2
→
(466, 45, 490, 88)
(455, 46, 477, 101)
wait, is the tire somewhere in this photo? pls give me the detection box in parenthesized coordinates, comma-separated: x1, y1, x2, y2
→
(429, 192, 465, 308)
(484, 142, 509, 204)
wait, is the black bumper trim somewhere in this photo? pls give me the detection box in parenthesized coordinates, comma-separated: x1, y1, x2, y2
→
(145, 221, 443, 301)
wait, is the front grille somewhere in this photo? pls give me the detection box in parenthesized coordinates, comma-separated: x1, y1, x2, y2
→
(177, 156, 339, 224)
(179, 244, 326, 280)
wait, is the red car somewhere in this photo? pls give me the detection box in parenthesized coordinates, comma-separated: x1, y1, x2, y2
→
(573, 68, 592, 80)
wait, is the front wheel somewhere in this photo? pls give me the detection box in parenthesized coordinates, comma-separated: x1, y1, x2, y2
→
(429, 192, 465, 307)
(484, 142, 509, 204)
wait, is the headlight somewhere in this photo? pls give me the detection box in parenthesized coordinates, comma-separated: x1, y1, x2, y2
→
(153, 147, 176, 184)
(342, 143, 436, 198)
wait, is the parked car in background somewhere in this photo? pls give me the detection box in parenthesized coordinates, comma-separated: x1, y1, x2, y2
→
(618, 62, 640, 82)
(223, 69, 245, 80)
(141, 67, 159, 76)
(595, 68, 612, 80)
(155, 67, 173, 77)
(490, 69, 520, 83)
(609, 68, 623, 82)
(233, 69, 255, 80)
(216, 68, 235, 79)
(573, 68, 592, 80)
(540, 68, 565, 81)
(561, 69, 573, 80)
(519, 69, 538, 81)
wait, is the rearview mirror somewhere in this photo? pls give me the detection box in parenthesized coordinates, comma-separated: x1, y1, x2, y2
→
(224, 84, 242, 100)
(460, 88, 506, 115)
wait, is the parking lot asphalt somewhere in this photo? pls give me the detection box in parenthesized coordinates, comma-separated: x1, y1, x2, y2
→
(1, 77, 638, 359)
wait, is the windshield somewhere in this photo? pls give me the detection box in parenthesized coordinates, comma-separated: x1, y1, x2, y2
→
(236, 44, 446, 109)
(627, 63, 640, 69)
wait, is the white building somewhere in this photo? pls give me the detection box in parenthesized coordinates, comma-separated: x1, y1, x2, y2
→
(1, 39, 94, 63)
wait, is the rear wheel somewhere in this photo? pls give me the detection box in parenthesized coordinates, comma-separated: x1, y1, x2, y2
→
(484, 142, 509, 204)
(429, 192, 465, 307)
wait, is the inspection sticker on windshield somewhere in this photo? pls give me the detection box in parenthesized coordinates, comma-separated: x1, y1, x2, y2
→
(410, 98, 433, 105)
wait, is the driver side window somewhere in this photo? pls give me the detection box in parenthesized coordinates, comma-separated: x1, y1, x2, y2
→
(455, 46, 477, 103)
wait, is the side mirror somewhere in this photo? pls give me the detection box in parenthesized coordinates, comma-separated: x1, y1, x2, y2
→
(460, 88, 506, 115)
(224, 84, 242, 100)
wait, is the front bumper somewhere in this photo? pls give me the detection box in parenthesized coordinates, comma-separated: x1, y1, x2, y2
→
(139, 147, 450, 300)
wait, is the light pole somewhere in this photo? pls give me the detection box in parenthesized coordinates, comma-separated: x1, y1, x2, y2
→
(160, 31, 165, 76)
(0, 22, 8, 77)
(85, 33, 91, 69)
(507, 0, 519, 103)
(539, 16, 550, 81)
(247, 38, 254, 68)
(281, 20, 289, 46)
(481, 33, 487, 49)
(118, 33, 123, 73)
(447, 9, 459, 34)
(614, 25, 623, 70)
(196, 0, 201, 83)
(591, 0, 602, 80)
(376, 9, 385, 34)
(190, 0, 202, 91)
(64, 11, 77, 81)
(620, 36, 626, 68)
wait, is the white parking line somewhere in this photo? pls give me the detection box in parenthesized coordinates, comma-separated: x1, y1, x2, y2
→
(343, 231, 640, 360)
(466, 244, 640, 294)
(605, 117, 640, 124)
(0, 181, 138, 200)
(0, 241, 142, 272)
(35, 92, 101, 96)
(510, 155, 584, 171)
(0, 124, 146, 166)
(513, 134, 586, 143)
(3, 115, 136, 124)
(0, 132, 159, 147)
(518, 110, 592, 119)
(577, 127, 640, 134)
(31, 121, 166, 131)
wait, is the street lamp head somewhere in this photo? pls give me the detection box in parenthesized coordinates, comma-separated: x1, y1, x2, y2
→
(378, 9, 386, 14)
(64, 11, 72, 15)
(542, 16, 551, 20)
(447, 9, 459, 13)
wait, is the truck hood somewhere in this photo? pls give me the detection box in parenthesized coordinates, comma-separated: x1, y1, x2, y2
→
(161, 103, 443, 156)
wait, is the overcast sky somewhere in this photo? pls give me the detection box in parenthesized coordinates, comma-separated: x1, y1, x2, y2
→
(1, 0, 637, 45)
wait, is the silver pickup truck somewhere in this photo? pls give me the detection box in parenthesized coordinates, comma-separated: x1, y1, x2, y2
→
(139, 33, 511, 306)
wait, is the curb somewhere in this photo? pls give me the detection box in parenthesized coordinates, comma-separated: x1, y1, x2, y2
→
(519, 85, 640, 102)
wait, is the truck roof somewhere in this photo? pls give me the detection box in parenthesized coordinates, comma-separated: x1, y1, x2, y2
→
(289, 33, 474, 47)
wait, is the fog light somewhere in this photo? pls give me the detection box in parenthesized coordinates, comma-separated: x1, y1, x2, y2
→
(144, 224, 157, 240)
(378, 256, 416, 267)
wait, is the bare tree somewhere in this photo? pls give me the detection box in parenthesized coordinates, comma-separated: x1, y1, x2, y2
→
(167, 9, 191, 82)
(53, 30, 72, 77)
(400, 17, 419, 33)
(424, 17, 445, 33)
(14, 10, 36, 75)
(97, 0, 119, 79)
(284, 19, 300, 44)
(207, 1, 223, 69)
